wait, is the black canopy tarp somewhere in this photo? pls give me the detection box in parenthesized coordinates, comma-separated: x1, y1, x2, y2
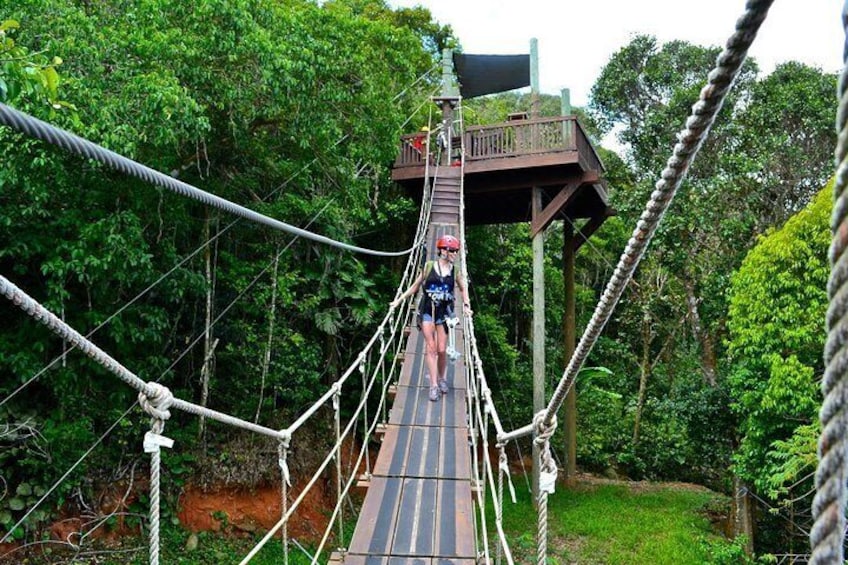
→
(452, 53, 530, 99)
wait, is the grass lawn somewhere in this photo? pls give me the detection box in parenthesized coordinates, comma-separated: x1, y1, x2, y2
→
(491, 477, 732, 564)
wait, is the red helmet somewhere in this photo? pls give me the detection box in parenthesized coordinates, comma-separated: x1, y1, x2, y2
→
(436, 234, 460, 251)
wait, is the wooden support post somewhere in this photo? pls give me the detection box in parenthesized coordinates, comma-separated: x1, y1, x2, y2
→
(531, 186, 545, 503)
(562, 87, 577, 485)
(563, 218, 577, 486)
(530, 38, 540, 118)
(441, 99, 453, 166)
(561, 87, 573, 149)
(439, 48, 457, 166)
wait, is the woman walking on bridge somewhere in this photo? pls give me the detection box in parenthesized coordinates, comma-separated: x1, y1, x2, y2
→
(391, 235, 472, 402)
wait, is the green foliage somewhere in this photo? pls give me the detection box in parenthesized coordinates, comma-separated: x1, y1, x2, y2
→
(699, 535, 760, 564)
(727, 184, 831, 495)
(0, 0, 449, 543)
(579, 32, 835, 501)
(0, 18, 72, 110)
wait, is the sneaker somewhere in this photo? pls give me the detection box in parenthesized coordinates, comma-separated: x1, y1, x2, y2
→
(438, 378, 449, 394)
(429, 386, 440, 402)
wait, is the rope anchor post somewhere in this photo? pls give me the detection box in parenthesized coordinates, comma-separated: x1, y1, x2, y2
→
(139, 382, 175, 565)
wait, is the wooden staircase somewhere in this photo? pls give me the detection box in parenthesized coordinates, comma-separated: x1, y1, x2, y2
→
(430, 167, 461, 225)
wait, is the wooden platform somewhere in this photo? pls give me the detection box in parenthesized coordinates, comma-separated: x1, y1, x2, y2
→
(342, 226, 476, 564)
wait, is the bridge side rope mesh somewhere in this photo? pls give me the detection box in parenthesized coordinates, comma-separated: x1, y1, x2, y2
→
(242, 118, 438, 562)
(0, 102, 423, 257)
(541, 0, 774, 427)
(455, 102, 517, 564)
(810, 2, 848, 562)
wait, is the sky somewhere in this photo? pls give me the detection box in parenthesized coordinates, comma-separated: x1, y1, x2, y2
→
(386, 0, 844, 107)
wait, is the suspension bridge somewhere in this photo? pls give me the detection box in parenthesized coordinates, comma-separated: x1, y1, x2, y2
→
(2, 0, 848, 563)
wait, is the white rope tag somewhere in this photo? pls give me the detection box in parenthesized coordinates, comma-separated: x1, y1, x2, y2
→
(539, 468, 557, 495)
(143, 431, 174, 453)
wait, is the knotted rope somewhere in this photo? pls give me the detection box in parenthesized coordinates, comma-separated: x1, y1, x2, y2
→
(139, 383, 173, 429)
(810, 2, 848, 562)
(533, 411, 558, 565)
(139, 383, 175, 565)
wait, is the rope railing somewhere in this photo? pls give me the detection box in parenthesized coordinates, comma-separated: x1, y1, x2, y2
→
(239, 114, 442, 561)
(309, 319, 404, 562)
(0, 275, 289, 442)
(809, 1, 848, 562)
(1, 170, 427, 562)
(540, 0, 774, 429)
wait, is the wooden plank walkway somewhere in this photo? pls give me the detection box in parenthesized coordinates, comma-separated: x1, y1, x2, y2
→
(340, 206, 476, 563)
(342, 324, 476, 563)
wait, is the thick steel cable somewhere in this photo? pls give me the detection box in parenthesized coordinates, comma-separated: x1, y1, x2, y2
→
(541, 0, 774, 430)
(391, 61, 440, 102)
(0, 77, 439, 410)
(810, 2, 848, 562)
(0, 102, 420, 257)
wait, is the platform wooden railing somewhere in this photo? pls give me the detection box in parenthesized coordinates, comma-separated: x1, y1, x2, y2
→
(394, 116, 603, 173)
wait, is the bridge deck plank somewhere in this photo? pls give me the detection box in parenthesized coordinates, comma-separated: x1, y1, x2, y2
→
(346, 228, 476, 563)
(374, 425, 470, 479)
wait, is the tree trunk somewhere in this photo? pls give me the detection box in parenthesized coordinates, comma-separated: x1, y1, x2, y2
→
(255, 250, 280, 423)
(198, 212, 217, 445)
(682, 274, 717, 386)
(732, 475, 755, 556)
(632, 311, 652, 445)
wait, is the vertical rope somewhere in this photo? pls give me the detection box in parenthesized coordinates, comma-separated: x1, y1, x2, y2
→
(278, 440, 291, 565)
(148, 431, 163, 565)
(496, 444, 506, 565)
(536, 491, 549, 565)
(360, 356, 371, 477)
(379, 330, 388, 435)
(333, 390, 344, 548)
(810, 2, 848, 562)
(139, 383, 174, 565)
(533, 411, 557, 565)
